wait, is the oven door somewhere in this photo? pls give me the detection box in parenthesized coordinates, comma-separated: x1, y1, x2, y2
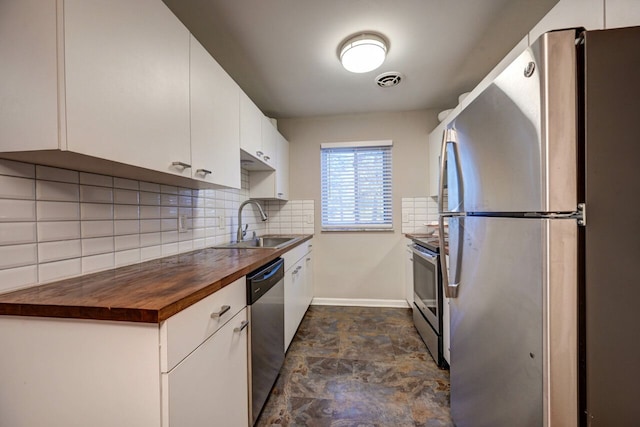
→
(412, 244, 441, 334)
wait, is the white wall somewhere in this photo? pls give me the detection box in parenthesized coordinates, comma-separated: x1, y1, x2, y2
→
(279, 110, 439, 303)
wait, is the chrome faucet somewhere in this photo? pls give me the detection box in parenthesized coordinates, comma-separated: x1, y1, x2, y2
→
(236, 200, 268, 242)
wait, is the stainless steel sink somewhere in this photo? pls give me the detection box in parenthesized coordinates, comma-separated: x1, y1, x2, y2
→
(214, 236, 301, 249)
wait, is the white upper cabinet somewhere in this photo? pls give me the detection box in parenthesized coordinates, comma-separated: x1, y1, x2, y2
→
(428, 122, 445, 198)
(529, 0, 604, 43)
(189, 35, 241, 189)
(249, 129, 289, 200)
(0, 0, 59, 152)
(64, 0, 192, 177)
(260, 116, 277, 168)
(605, 0, 640, 29)
(240, 92, 265, 160)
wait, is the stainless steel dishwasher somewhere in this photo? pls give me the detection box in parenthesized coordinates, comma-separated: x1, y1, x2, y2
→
(246, 257, 285, 426)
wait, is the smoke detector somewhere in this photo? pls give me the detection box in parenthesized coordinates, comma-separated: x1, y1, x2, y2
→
(375, 72, 403, 88)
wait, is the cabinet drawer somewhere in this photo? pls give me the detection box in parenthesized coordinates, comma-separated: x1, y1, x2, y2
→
(161, 277, 246, 372)
(283, 238, 313, 271)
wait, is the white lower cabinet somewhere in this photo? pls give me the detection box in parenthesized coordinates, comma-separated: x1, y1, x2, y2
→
(0, 277, 249, 427)
(405, 239, 414, 306)
(163, 308, 248, 427)
(283, 239, 314, 351)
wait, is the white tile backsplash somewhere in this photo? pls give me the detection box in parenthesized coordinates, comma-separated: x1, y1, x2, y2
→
(0, 159, 35, 178)
(39, 258, 82, 283)
(114, 189, 139, 205)
(79, 172, 113, 187)
(0, 162, 315, 292)
(0, 199, 36, 222)
(36, 180, 79, 202)
(0, 244, 38, 269)
(0, 175, 35, 199)
(0, 223, 37, 245)
(0, 265, 37, 294)
(80, 185, 114, 203)
(36, 201, 79, 221)
(36, 165, 78, 183)
(38, 239, 82, 263)
(37, 221, 80, 242)
(401, 196, 440, 233)
(82, 237, 114, 256)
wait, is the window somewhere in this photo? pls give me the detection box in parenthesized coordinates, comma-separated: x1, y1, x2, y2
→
(320, 140, 393, 231)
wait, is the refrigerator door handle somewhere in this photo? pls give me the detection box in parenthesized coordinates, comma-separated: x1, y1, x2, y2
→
(439, 216, 461, 298)
(438, 128, 462, 214)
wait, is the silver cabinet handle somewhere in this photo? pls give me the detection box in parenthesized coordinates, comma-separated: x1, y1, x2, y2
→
(306, 257, 311, 261)
(293, 266, 302, 274)
(196, 168, 212, 175)
(263, 155, 270, 161)
(256, 150, 264, 157)
(277, 192, 284, 197)
(172, 161, 192, 169)
(234, 320, 249, 333)
(210, 305, 231, 318)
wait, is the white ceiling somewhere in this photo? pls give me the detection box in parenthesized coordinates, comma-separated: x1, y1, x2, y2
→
(163, 0, 559, 119)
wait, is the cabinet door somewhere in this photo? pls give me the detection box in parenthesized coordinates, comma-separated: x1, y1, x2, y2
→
(405, 243, 414, 305)
(428, 124, 445, 198)
(0, 0, 60, 152)
(275, 132, 289, 200)
(304, 250, 314, 308)
(260, 116, 276, 168)
(605, 0, 640, 29)
(284, 259, 304, 351)
(239, 91, 263, 158)
(190, 35, 241, 189)
(64, 0, 191, 177)
(165, 308, 249, 427)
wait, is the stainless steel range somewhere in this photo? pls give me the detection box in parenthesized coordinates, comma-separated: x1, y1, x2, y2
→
(411, 237, 447, 368)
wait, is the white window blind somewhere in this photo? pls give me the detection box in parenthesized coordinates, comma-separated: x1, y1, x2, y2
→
(321, 141, 393, 231)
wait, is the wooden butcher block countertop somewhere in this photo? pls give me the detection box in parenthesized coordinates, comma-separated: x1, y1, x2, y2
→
(0, 235, 312, 324)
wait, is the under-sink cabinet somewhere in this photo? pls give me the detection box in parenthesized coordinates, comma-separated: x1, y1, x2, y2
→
(283, 238, 314, 350)
(0, 277, 248, 427)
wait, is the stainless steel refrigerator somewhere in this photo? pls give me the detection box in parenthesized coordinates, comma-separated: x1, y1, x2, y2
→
(437, 27, 640, 427)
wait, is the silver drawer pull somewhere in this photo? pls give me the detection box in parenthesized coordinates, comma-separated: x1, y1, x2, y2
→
(210, 305, 231, 318)
(196, 168, 212, 175)
(172, 161, 192, 169)
(306, 258, 311, 261)
(263, 155, 270, 161)
(256, 150, 264, 157)
(234, 320, 249, 333)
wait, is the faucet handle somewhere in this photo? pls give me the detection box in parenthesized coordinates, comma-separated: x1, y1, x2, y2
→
(241, 224, 249, 238)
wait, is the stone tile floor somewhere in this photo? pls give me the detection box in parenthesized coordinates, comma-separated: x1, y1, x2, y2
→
(256, 305, 453, 427)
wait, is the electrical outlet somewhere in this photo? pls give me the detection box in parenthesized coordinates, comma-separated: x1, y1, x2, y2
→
(402, 213, 409, 223)
(305, 214, 313, 224)
(218, 215, 225, 229)
(178, 214, 188, 233)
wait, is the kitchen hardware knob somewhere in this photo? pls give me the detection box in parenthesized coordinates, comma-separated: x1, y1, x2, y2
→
(210, 305, 231, 318)
(306, 258, 311, 261)
(171, 161, 192, 169)
(234, 320, 249, 333)
(256, 150, 264, 157)
(196, 168, 212, 175)
(263, 155, 270, 161)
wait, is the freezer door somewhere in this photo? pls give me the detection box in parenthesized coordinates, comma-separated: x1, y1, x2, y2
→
(449, 216, 577, 427)
(445, 30, 577, 214)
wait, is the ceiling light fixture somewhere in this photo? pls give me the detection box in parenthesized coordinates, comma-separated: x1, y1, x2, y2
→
(339, 33, 388, 73)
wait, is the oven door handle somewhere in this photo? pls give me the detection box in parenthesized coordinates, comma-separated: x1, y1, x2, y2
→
(411, 245, 438, 264)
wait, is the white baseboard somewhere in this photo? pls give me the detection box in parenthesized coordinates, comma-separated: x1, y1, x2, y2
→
(311, 297, 410, 308)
